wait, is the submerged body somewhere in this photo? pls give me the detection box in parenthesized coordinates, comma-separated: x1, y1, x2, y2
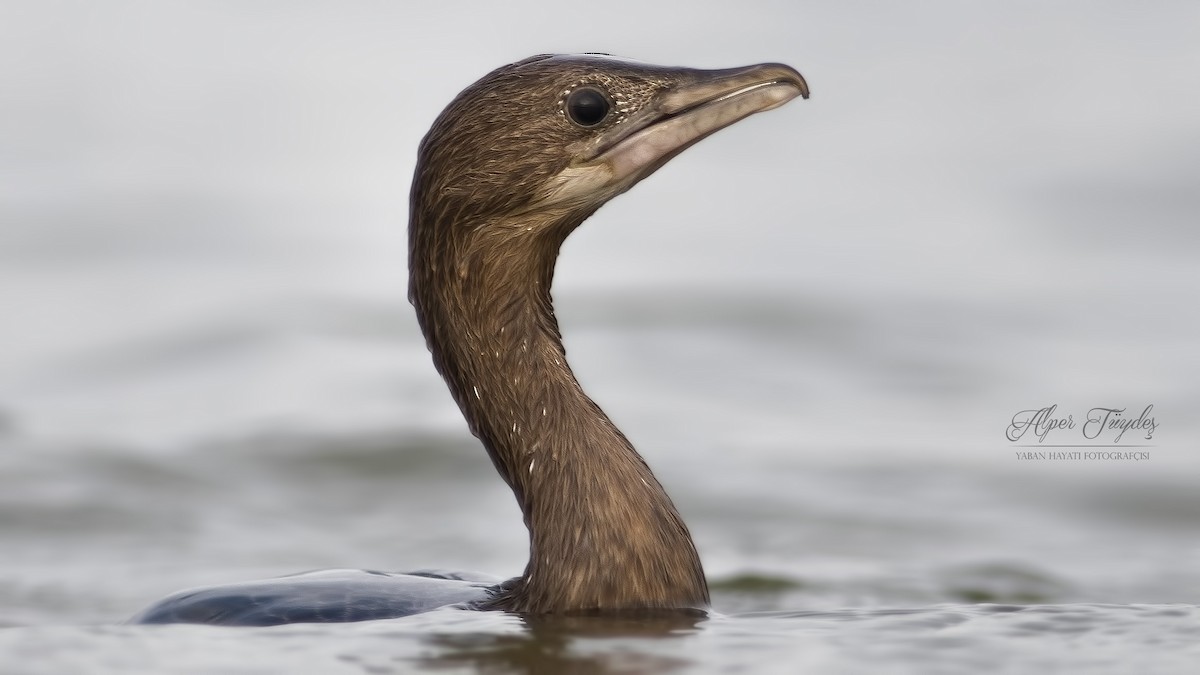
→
(131, 570, 495, 625)
(132, 54, 807, 626)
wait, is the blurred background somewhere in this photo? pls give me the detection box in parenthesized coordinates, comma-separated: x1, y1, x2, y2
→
(1, 0, 1198, 629)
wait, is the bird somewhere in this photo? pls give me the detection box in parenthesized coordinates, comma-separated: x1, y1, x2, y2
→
(130, 53, 808, 626)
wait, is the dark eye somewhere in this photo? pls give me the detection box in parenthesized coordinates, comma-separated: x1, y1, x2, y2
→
(565, 87, 611, 127)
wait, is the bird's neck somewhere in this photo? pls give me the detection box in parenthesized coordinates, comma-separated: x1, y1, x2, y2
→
(410, 216, 708, 613)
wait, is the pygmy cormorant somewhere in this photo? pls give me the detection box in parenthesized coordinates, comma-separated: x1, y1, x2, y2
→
(131, 53, 808, 625)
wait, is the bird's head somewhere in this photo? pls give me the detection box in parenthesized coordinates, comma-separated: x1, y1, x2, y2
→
(409, 54, 808, 270)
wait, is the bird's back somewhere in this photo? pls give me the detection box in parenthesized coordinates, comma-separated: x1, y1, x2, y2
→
(130, 569, 498, 626)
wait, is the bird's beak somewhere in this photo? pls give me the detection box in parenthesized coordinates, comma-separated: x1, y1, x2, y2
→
(542, 63, 808, 208)
(595, 63, 808, 180)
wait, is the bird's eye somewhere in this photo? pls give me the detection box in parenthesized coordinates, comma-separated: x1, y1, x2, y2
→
(565, 87, 611, 127)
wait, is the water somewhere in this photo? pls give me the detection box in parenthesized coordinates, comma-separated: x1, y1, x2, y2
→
(3, 605, 1198, 674)
(2, 1, 1199, 673)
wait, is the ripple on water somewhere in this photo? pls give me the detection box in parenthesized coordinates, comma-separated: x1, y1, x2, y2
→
(1, 603, 1199, 674)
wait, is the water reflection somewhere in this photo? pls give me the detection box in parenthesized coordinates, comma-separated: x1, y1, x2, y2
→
(417, 610, 705, 674)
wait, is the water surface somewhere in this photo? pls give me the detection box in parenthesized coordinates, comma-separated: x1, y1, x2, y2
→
(2, 1, 1198, 673)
